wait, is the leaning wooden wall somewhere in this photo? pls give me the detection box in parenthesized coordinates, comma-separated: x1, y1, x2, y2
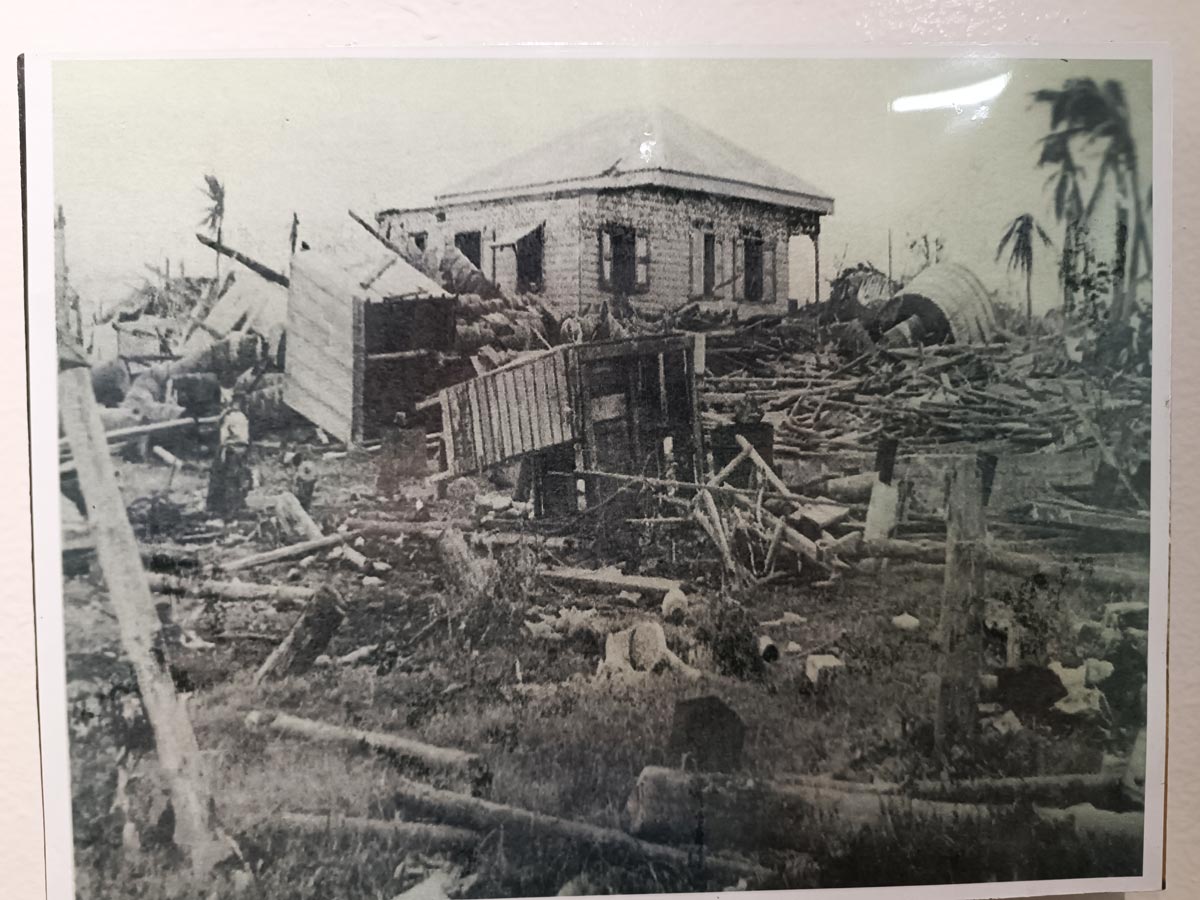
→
(440, 348, 575, 475)
(283, 257, 363, 444)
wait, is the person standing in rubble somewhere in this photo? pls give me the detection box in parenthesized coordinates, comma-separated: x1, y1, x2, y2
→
(207, 391, 252, 519)
(291, 449, 318, 512)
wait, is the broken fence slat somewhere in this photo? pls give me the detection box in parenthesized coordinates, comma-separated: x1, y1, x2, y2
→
(246, 711, 484, 776)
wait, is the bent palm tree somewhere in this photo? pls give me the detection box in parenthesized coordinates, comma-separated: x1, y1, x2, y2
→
(996, 214, 1054, 328)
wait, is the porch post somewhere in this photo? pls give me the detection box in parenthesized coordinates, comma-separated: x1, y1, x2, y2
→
(811, 232, 820, 305)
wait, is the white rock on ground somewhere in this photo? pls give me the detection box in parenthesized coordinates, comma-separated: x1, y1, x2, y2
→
(661, 588, 691, 624)
(805, 654, 845, 687)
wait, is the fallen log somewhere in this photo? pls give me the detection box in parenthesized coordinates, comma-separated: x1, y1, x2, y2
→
(221, 533, 350, 573)
(58, 415, 219, 456)
(344, 517, 570, 550)
(274, 491, 324, 542)
(541, 566, 682, 597)
(275, 492, 370, 570)
(848, 537, 1147, 592)
(781, 772, 1123, 807)
(245, 711, 484, 777)
(626, 766, 1143, 854)
(252, 588, 345, 684)
(390, 775, 771, 884)
(146, 573, 315, 605)
(273, 812, 478, 853)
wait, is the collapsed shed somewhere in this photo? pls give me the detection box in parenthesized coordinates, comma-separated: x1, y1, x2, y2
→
(437, 334, 704, 515)
(284, 236, 456, 444)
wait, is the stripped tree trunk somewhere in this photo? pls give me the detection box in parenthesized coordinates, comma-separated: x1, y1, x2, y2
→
(58, 366, 225, 874)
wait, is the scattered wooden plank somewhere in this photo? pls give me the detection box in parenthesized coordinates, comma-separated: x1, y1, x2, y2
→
(541, 566, 682, 597)
(245, 711, 484, 776)
(1015, 499, 1151, 536)
(221, 533, 349, 573)
(343, 517, 569, 550)
(147, 574, 315, 604)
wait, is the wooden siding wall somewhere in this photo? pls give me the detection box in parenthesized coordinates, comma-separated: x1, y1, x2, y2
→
(283, 259, 364, 444)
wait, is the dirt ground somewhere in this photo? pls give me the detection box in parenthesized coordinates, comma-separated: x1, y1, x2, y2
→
(60, 439, 1147, 899)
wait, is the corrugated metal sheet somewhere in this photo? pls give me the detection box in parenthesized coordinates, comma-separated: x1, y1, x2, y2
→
(897, 263, 999, 344)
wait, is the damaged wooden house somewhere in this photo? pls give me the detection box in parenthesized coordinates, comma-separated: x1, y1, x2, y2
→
(377, 106, 834, 312)
(284, 230, 457, 444)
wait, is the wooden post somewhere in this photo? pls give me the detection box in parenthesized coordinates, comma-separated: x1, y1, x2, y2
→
(934, 453, 994, 756)
(811, 232, 820, 304)
(58, 367, 225, 873)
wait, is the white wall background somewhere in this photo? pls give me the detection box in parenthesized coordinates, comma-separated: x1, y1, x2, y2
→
(2, 3, 1197, 900)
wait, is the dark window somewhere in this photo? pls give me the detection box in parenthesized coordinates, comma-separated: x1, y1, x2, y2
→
(454, 231, 482, 268)
(743, 237, 764, 303)
(516, 227, 544, 294)
(599, 225, 650, 294)
(703, 233, 716, 297)
(412, 231, 427, 252)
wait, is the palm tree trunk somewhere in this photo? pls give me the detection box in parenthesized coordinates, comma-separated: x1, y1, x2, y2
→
(1127, 166, 1151, 314)
(1130, 166, 1152, 274)
(214, 223, 222, 291)
(1110, 207, 1129, 326)
(1061, 223, 1075, 317)
(1026, 266, 1033, 329)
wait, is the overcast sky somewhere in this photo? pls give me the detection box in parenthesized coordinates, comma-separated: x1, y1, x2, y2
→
(51, 56, 1152, 315)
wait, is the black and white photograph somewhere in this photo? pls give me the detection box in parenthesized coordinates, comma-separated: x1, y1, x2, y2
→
(23, 52, 1167, 900)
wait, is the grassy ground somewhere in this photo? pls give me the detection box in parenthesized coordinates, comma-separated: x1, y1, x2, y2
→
(62, 446, 1146, 897)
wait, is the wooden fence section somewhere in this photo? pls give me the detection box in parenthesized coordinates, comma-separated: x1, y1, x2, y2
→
(439, 334, 701, 477)
(441, 348, 575, 475)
